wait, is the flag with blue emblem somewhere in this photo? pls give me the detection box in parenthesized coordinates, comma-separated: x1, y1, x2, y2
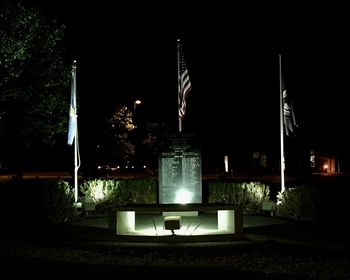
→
(67, 62, 77, 145)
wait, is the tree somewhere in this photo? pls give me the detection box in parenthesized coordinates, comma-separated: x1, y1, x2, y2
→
(141, 121, 168, 172)
(100, 105, 136, 166)
(98, 104, 171, 173)
(0, 1, 70, 169)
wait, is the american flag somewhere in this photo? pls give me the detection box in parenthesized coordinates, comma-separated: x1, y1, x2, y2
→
(178, 41, 192, 120)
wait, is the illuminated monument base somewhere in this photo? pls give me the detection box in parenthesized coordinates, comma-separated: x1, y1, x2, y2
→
(107, 134, 243, 242)
(108, 204, 243, 242)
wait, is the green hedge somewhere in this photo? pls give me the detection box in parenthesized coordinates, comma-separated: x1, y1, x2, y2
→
(276, 186, 317, 222)
(43, 179, 324, 224)
(44, 179, 274, 222)
(42, 180, 78, 224)
(208, 181, 270, 214)
(79, 178, 157, 215)
(12, 177, 342, 225)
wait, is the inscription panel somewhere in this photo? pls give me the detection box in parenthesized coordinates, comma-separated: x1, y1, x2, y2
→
(159, 134, 202, 204)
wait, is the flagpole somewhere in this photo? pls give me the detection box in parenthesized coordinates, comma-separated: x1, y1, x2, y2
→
(74, 120, 78, 203)
(71, 61, 81, 204)
(279, 54, 285, 192)
(177, 39, 182, 133)
(74, 119, 80, 204)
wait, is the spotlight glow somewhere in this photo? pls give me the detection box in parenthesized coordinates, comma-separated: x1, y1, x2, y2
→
(175, 189, 192, 204)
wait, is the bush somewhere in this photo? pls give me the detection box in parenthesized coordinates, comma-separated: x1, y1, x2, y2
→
(80, 178, 157, 215)
(42, 180, 78, 224)
(208, 181, 270, 214)
(276, 185, 316, 222)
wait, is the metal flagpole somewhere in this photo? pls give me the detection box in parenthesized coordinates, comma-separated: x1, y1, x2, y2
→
(74, 111, 80, 204)
(279, 54, 285, 192)
(71, 61, 81, 204)
(177, 39, 182, 132)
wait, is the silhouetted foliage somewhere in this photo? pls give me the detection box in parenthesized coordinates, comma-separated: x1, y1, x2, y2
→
(0, 0, 70, 168)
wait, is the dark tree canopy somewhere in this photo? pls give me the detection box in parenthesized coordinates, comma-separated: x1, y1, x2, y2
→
(0, 1, 70, 168)
(104, 105, 136, 164)
(95, 104, 170, 174)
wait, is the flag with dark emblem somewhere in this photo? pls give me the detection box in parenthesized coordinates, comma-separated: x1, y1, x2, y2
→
(283, 88, 297, 137)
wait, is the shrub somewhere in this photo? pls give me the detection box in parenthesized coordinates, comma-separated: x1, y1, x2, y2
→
(80, 178, 157, 215)
(208, 181, 270, 214)
(42, 180, 78, 224)
(276, 185, 316, 221)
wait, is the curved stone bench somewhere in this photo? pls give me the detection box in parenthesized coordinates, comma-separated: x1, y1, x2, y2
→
(108, 203, 243, 242)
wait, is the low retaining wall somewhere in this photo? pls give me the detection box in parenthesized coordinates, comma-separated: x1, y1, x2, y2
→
(108, 203, 243, 242)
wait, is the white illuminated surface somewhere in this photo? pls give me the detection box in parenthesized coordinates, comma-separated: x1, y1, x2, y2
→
(115, 212, 235, 236)
(92, 182, 106, 201)
(175, 189, 193, 204)
(117, 211, 135, 234)
(224, 155, 228, 172)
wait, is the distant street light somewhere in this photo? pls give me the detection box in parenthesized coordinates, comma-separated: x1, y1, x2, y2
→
(133, 99, 142, 116)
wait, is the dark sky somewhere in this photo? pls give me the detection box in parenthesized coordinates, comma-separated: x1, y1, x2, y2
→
(25, 0, 349, 170)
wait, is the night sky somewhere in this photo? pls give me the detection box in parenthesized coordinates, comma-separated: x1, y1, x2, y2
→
(23, 1, 348, 172)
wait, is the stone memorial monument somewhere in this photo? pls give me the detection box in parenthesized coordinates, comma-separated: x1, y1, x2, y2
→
(159, 133, 202, 205)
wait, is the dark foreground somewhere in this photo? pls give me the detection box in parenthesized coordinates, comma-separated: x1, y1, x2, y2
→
(1, 238, 349, 279)
(1, 218, 349, 280)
